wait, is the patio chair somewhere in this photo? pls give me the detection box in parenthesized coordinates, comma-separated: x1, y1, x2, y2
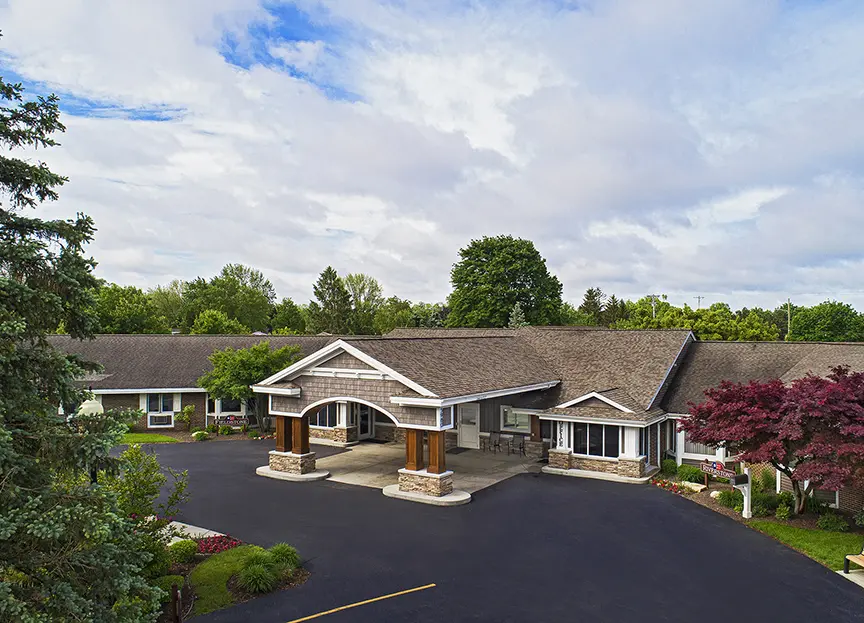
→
(488, 431, 502, 453)
(508, 435, 524, 456)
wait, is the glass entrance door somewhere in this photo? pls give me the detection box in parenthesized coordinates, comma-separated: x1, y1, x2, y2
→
(358, 404, 373, 440)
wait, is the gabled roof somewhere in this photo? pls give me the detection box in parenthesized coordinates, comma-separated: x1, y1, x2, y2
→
(48, 334, 336, 390)
(342, 336, 560, 398)
(660, 341, 864, 414)
(517, 327, 694, 411)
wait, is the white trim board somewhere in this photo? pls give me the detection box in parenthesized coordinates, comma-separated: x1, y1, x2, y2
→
(251, 385, 300, 396)
(539, 413, 668, 428)
(257, 340, 437, 398)
(94, 387, 205, 394)
(390, 381, 559, 408)
(554, 391, 634, 413)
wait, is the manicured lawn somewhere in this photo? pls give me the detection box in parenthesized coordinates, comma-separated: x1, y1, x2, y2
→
(751, 521, 864, 569)
(189, 545, 257, 615)
(122, 433, 178, 444)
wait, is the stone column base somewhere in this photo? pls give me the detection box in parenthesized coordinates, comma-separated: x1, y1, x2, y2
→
(269, 450, 317, 474)
(525, 440, 549, 461)
(398, 468, 454, 497)
(617, 456, 646, 478)
(547, 449, 571, 469)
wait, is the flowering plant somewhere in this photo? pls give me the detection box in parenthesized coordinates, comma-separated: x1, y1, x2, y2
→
(198, 535, 242, 555)
(650, 477, 692, 495)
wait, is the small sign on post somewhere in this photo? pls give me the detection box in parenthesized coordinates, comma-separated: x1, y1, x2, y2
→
(700, 460, 736, 487)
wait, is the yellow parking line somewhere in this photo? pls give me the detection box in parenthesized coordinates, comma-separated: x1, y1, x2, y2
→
(286, 583, 437, 623)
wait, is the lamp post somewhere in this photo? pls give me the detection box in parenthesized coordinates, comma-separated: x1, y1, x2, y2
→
(77, 396, 105, 484)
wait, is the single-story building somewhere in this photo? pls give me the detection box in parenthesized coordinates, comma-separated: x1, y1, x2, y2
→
(48, 334, 333, 430)
(50, 328, 864, 508)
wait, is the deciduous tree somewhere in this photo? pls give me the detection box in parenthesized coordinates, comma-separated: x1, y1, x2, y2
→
(373, 296, 413, 334)
(190, 309, 249, 334)
(447, 235, 563, 327)
(789, 300, 864, 342)
(344, 273, 383, 335)
(93, 282, 169, 333)
(681, 366, 864, 514)
(148, 279, 185, 330)
(198, 341, 302, 426)
(270, 297, 306, 334)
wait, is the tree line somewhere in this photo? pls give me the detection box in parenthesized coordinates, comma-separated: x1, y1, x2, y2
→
(88, 235, 864, 342)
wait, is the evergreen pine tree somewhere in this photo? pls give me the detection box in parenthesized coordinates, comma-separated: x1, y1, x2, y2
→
(508, 301, 530, 328)
(307, 266, 353, 334)
(0, 72, 161, 620)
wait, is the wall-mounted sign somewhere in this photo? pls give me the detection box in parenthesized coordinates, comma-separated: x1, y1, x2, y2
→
(699, 460, 736, 480)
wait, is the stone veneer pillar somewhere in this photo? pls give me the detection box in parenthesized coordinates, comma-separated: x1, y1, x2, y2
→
(269, 414, 318, 475)
(547, 448, 572, 470)
(398, 468, 454, 497)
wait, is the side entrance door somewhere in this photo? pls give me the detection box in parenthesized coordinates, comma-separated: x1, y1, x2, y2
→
(457, 403, 480, 449)
(357, 404, 374, 440)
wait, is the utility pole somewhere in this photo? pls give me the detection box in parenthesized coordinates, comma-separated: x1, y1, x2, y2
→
(649, 295, 657, 319)
(694, 295, 704, 309)
(787, 298, 792, 341)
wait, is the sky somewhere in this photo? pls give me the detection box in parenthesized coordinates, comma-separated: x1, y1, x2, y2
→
(2, 0, 863, 310)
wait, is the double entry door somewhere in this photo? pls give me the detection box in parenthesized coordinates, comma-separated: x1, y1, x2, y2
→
(356, 403, 374, 440)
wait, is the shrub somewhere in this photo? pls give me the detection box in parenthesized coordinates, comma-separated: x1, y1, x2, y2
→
(677, 464, 703, 483)
(816, 512, 849, 532)
(752, 500, 771, 517)
(237, 563, 279, 594)
(269, 543, 301, 570)
(754, 468, 776, 493)
(247, 430, 261, 439)
(660, 459, 677, 476)
(806, 496, 831, 515)
(733, 503, 744, 513)
(752, 491, 780, 513)
(174, 406, 192, 430)
(717, 489, 743, 508)
(198, 535, 242, 555)
(206, 424, 218, 433)
(775, 504, 791, 520)
(190, 426, 202, 434)
(218, 425, 234, 436)
(153, 574, 184, 603)
(242, 547, 274, 568)
(144, 543, 172, 579)
(168, 539, 199, 564)
(855, 509, 864, 528)
(192, 430, 208, 442)
(778, 491, 795, 508)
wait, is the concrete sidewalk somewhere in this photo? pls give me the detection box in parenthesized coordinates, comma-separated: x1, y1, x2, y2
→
(316, 442, 542, 493)
(168, 521, 225, 544)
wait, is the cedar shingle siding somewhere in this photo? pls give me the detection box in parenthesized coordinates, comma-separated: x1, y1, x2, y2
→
(271, 375, 437, 427)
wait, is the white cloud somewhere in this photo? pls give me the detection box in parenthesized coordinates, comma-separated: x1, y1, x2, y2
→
(3, 0, 864, 311)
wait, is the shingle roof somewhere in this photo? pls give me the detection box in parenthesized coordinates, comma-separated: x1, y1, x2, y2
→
(48, 334, 336, 390)
(660, 341, 864, 414)
(543, 404, 666, 423)
(342, 336, 560, 398)
(517, 327, 693, 411)
(386, 328, 517, 338)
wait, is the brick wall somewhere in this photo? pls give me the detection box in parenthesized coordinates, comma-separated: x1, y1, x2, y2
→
(270, 376, 438, 427)
(181, 392, 207, 429)
(649, 423, 658, 466)
(102, 394, 145, 430)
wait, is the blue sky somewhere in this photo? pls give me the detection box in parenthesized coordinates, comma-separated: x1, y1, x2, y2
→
(1, 0, 863, 308)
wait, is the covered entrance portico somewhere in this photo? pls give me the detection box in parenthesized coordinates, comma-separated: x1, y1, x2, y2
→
(251, 338, 561, 505)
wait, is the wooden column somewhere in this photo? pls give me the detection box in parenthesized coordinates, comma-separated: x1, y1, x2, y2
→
(405, 429, 425, 471)
(292, 415, 310, 455)
(428, 430, 446, 474)
(530, 414, 542, 442)
(275, 416, 292, 452)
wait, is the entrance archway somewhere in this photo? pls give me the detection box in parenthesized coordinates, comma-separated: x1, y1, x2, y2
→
(300, 396, 399, 445)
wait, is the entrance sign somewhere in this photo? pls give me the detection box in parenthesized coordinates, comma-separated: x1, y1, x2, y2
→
(700, 460, 736, 480)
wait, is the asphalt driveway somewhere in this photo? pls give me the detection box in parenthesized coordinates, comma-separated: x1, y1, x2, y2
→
(147, 440, 864, 623)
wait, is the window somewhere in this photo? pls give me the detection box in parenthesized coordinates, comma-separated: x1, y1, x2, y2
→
(540, 420, 553, 441)
(501, 406, 532, 434)
(572, 423, 619, 459)
(207, 397, 215, 413)
(146, 393, 174, 428)
(572, 422, 588, 454)
(813, 488, 839, 508)
(221, 398, 242, 413)
(311, 404, 338, 428)
(147, 393, 174, 413)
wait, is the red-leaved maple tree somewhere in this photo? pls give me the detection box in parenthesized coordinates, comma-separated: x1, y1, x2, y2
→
(680, 366, 864, 514)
